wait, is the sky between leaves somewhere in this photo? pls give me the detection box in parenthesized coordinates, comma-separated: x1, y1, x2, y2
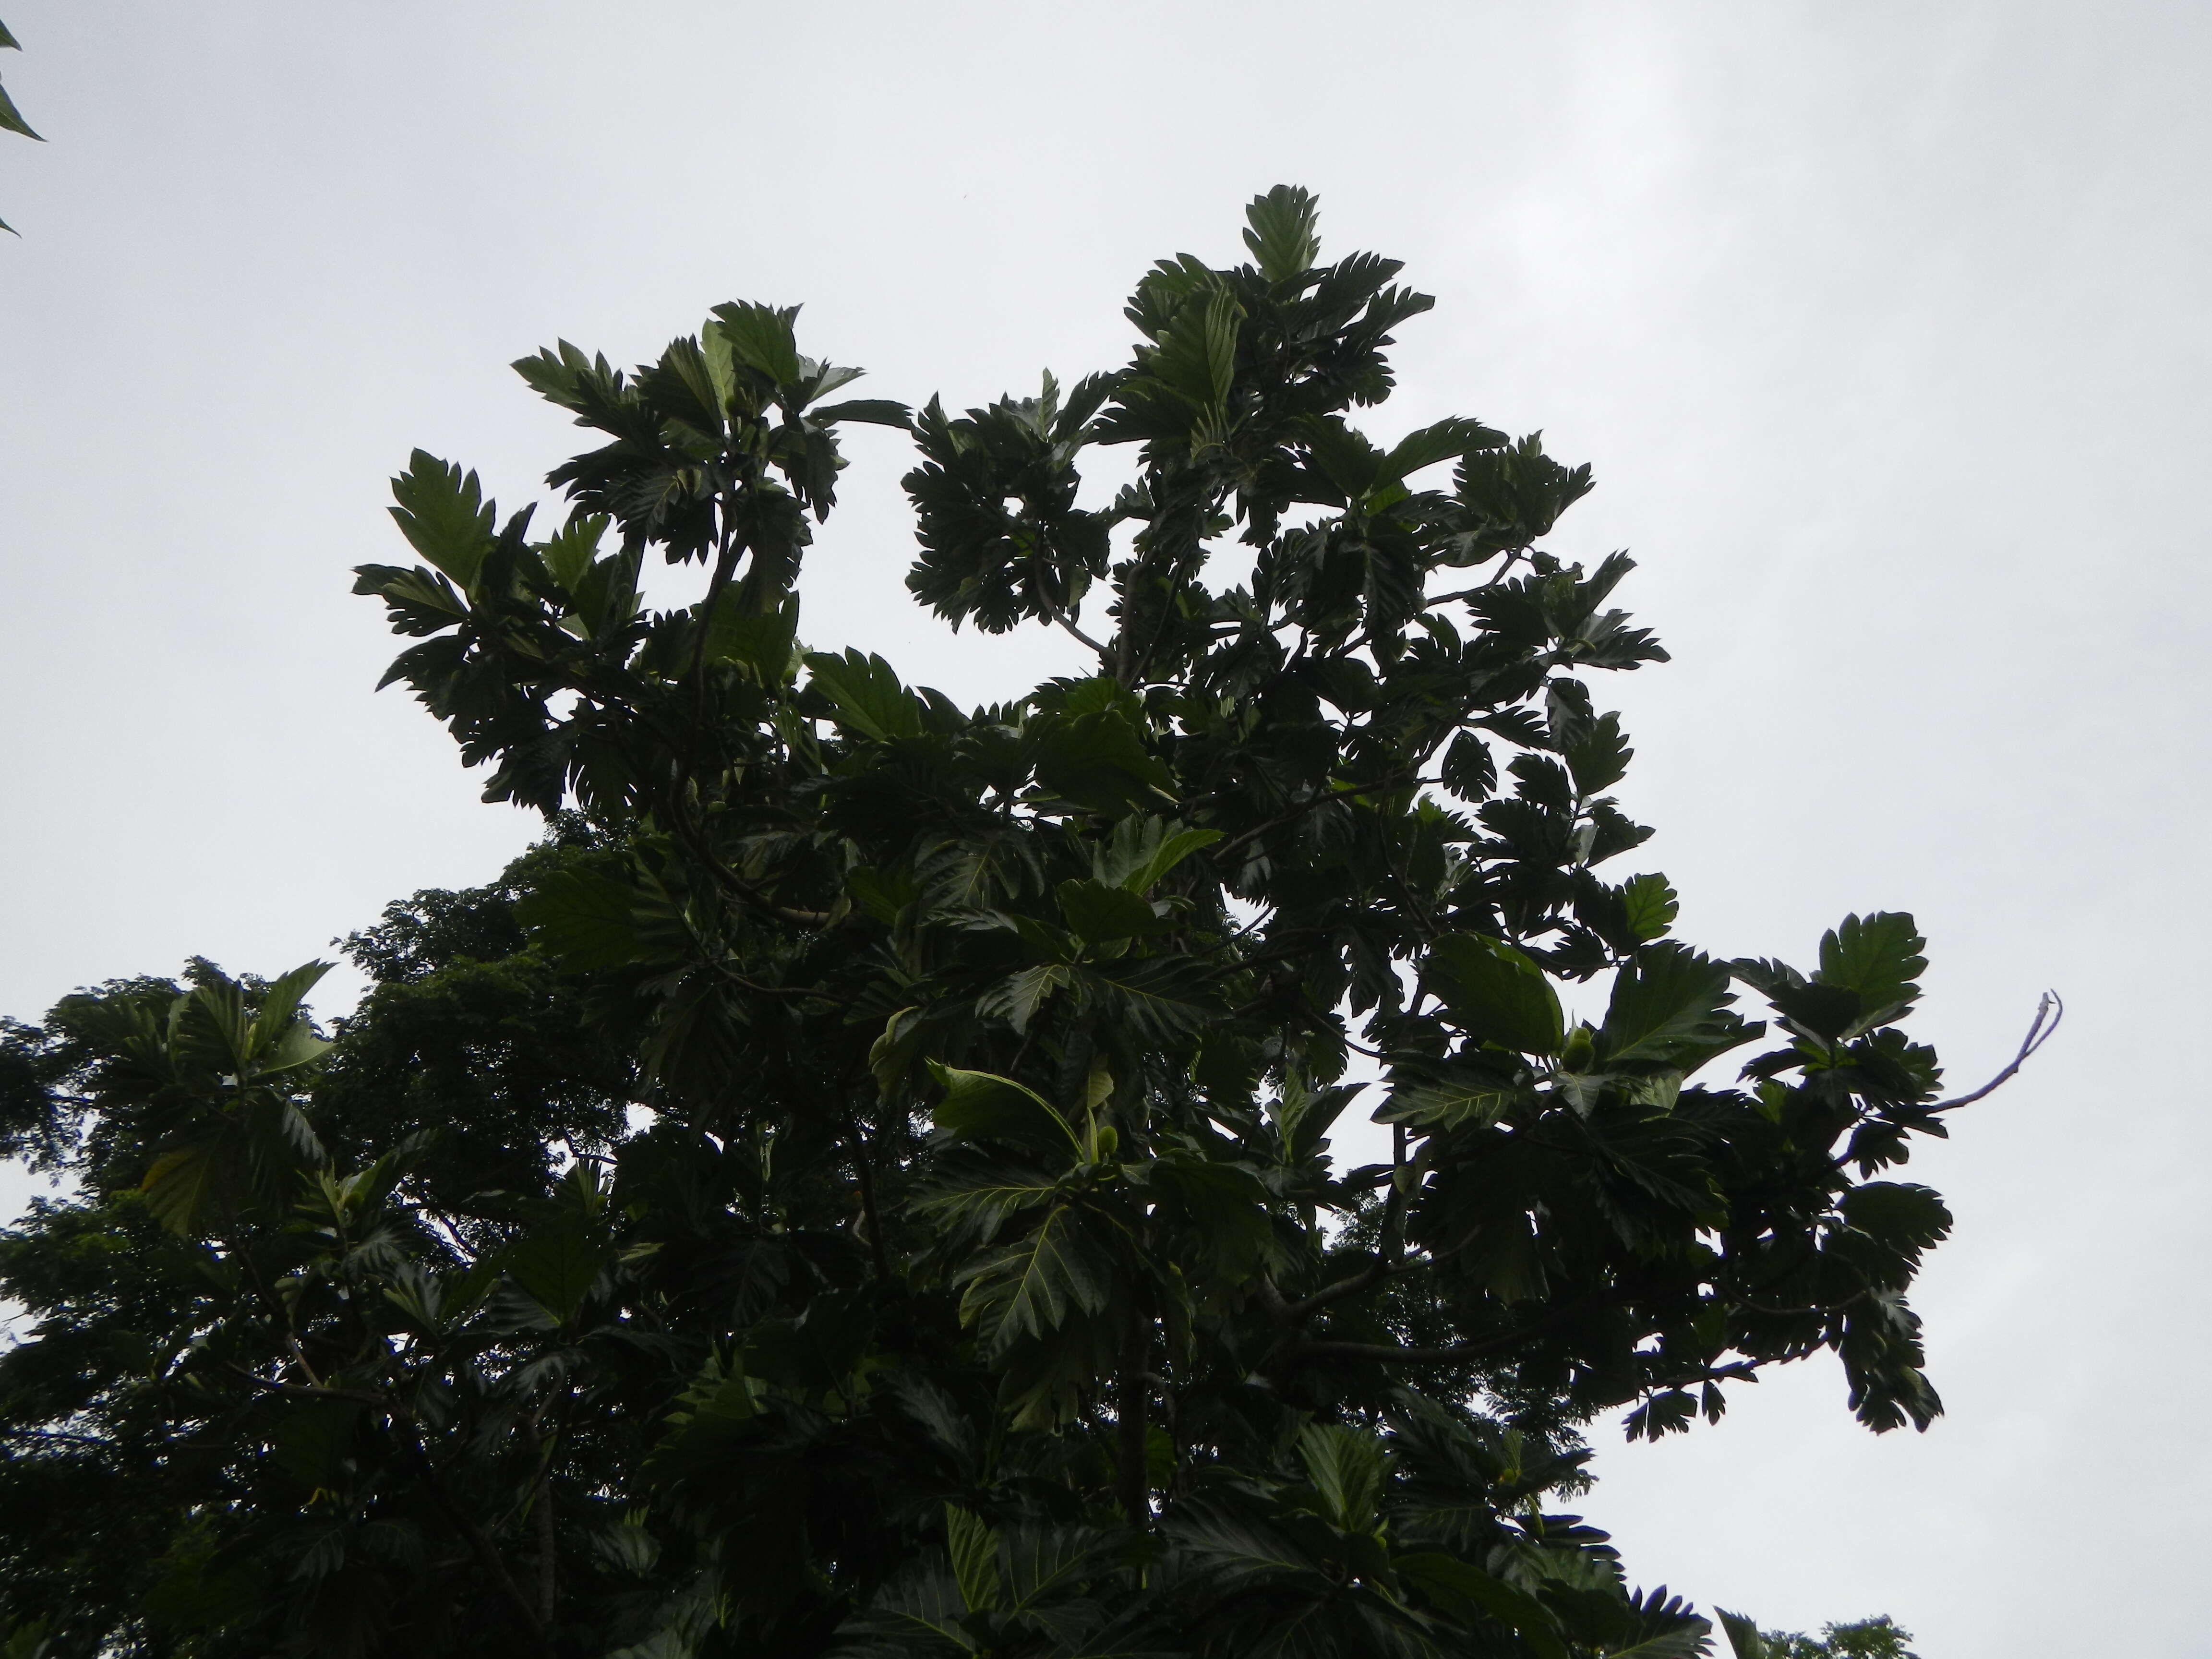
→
(0, 4, 2207, 1655)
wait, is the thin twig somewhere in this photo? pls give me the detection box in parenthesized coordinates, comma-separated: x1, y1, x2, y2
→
(667, 806, 833, 929)
(1282, 1291, 1608, 1372)
(1422, 549, 1526, 611)
(0, 1425, 117, 1449)
(1294, 1336, 1518, 1366)
(411, 1201, 480, 1264)
(1642, 1361, 1759, 1392)
(1738, 1287, 1875, 1319)
(220, 1362, 389, 1407)
(1262, 1222, 1486, 1327)
(1045, 599, 1114, 661)
(1283, 1262, 1395, 1322)
(1338, 1029, 1397, 1064)
(1209, 768, 1421, 865)
(1930, 991, 2063, 1111)
(845, 1109, 894, 1286)
(710, 959, 835, 1000)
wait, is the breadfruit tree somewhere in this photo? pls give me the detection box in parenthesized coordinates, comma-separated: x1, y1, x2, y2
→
(1, 188, 2038, 1659)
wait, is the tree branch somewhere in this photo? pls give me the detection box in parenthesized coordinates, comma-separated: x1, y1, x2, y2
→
(1739, 1287, 1874, 1319)
(667, 805, 834, 930)
(1045, 599, 1113, 661)
(710, 958, 837, 1000)
(523, 1407, 560, 1631)
(1293, 1336, 1519, 1366)
(220, 1363, 388, 1407)
(0, 1425, 117, 1450)
(1117, 1290, 1152, 1526)
(1641, 1360, 1759, 1392)
(845, 1107, 893, 1286)
(407, 1437, 550, 1647)
(1422, 549, 1525, 610)
(1208, 768, 1421, 865)
(1285, 1292, 1607, 1369)
(1930, 990, 2062, 1111)
(1266, 1222, 1484, 1326)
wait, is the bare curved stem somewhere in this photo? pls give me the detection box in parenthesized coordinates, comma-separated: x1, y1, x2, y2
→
(1045, 599, 1113, 661)
(1293, 1334, 1518, 1366)
(1930, 990, 2062, 1111)
(1422, 548, 1526, 611)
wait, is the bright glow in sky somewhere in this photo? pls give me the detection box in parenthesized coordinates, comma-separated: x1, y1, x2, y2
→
(4, 6, 2207, 1652)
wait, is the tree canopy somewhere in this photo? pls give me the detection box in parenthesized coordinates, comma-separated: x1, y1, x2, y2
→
(0, 187, 2007, 1658)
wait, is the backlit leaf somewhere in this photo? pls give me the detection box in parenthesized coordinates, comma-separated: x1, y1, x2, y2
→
(388, 450, 495, 592)
(1425, 934, 1564, 1056)
(928, 1062, 1081, 1157)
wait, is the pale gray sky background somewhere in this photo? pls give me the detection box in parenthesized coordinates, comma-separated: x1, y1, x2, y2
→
(3, 5, 2206, 1653)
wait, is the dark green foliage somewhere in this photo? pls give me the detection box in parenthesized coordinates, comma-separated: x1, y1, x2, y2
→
(0, 192, 1969, 1656)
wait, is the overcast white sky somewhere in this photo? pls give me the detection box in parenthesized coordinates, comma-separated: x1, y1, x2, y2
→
(3, 4, 2207, 1652)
